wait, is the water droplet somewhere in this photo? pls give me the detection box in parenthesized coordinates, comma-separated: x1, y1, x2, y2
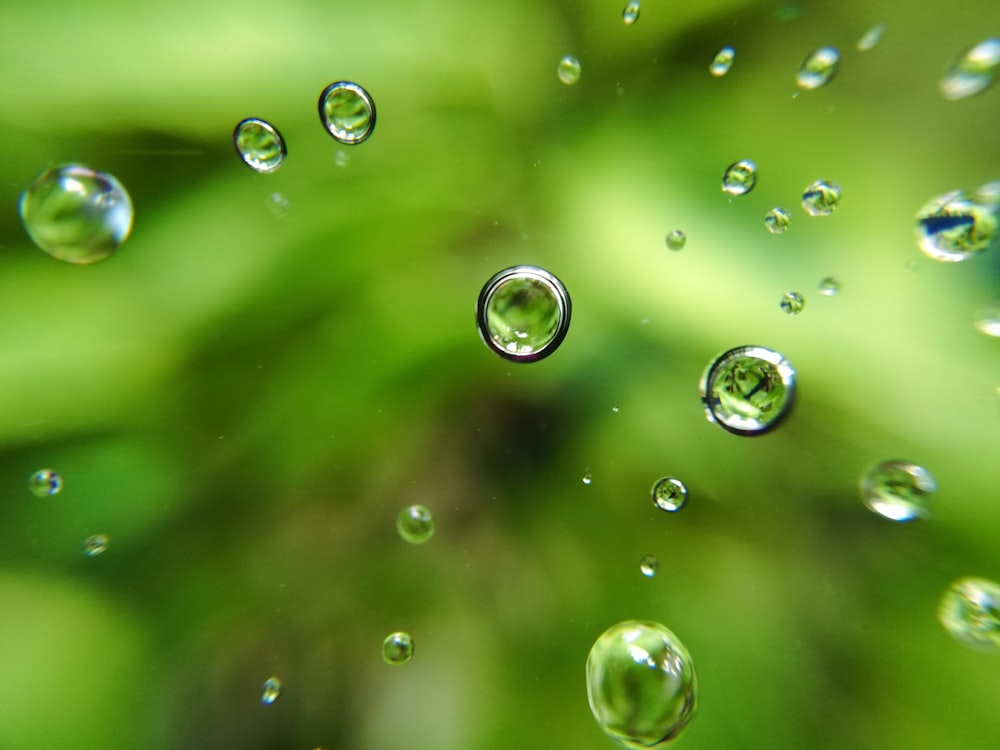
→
(722, 160, 757, 196)
(940, 38, 1000, 100)
(915, 189, 998, 262)
(611, 405, 620, 413)
(265, 192, 289, 217)
(939, 577, 1000, 650)
(665, 229, 686, 250)
(396, 504, 434, 544)
(382, 631, 414, 665)
(801, 180, 842, 216)
(860, 460, 936, 522)
(582, 473, 593, 486)
(233, 118, 286, 173)
(710, 46, 735, 77)
(780, 292, 805, 315)
(975, 303, 1000, 337)
(700, 346, 796, 436)
(558, 55, 582, 85)
(764, 207, 791, 234)
(818, 276, 841, 296)
(19, 164, 134, 264)
(261, 676, 282, 705)
(82, 534, 109, 557)
(334, 149, 350, 167)
(476, 265, 571, 362)
(651, 477, 688, 512)
(622, 1, 640, 25)
(586, 620, 697, 749)
(318, 81, 376, 145)
(796, 46, 840, 90)
(639, 555, 659, 578)
(857, 23, 886, 52)
(28, 468, 62, 497)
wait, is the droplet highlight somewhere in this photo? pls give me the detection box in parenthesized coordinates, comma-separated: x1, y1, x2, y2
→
(710, 47, 735, 77)
(938, 577, 1000, 651)
(801, 180, 842, 216)
(780, 292, 805, 315)
(860, 460, 936, 522)
(622, 1, 640, 25)
(818, 276, 841, 296)
(261, 676, 282, 705)
(582, 473, 593, 486)
(639, 555, 659, 578)
(558, 55, 582, 85)
(652, 477, 688, 512)
(396, 504, 435, 544)
(857, 23, 886, 52)
(265, 192, 289, 217)
(796, 46, 840, 90)
(28, 468, 62, 497)
(82, 534, 109, 557)
(476, 265, 571, 362)
(722, 160, 757, 196)
(975, 303, 1000, 337)
(700, 346, 796, 436)
(382, 631, 414, 665)
(940, 38, 1000, 100)
(915, 188, 998, 262)
(318, 81, 376, 145)
(665, 229, 686, 250)
(233, 118, 286, 174)
(764, 207, 791, 234)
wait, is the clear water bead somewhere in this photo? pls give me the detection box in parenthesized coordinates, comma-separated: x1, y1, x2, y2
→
(382, 631, 414, 665)
(318, 81, 376, 145)
(975, 303, 1000, 337)
(82, 534, 109, 557)
(722, 160, 757, 196)
(476, 265, 571, 362)
(397, 505, 435, 544)
(700, 346, 796, 436)
(261, 676, 282, 705)
(860, 460, 936, 522)
(802, 180, 842, 216)
(780, 292, 805, 315)
(28, 468, 62, 497)
(233, 118, 286, 173)
(639, 555, 659, 578)
(19, 164, 134, 264)
(796, 46, 840, 90)
(710, 47, 735, 77)
(765, 207, 791, 234)
(940, 38, 1000, 100)
(558, 55, 582, 85)
(915, 189, 998, 262)
(818, 276, 841, 296)
(586, 620, 698, 749)
(652, 477, 688, 512)
(857, 23, 886, 52)
(938, 577, 1000, 650)
(582, 473, 593, 486)
(665, 229, 686, 250)
(622, 1, 640, 25)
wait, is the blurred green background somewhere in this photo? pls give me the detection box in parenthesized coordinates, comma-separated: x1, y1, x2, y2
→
(1, 0, 999, 748)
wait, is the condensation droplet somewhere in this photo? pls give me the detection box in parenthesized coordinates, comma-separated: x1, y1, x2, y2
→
(860, 460, 936, 522)
(818, 276, 841, 296)
(382, 631, 414, 665)
(82, 534, 109, 557)
(710, 47, 735, 77)
(938, 577, 1000, 650)
(915, 188, 998, 262)
(233, 118, 286, 173)
(652, 477, 688, 512)
(722, 160, 757, 196)
(335, 149, 350, 167)
(261, 676, 282, 705)
(558, 55, 582, 85)
(318, 81, 376, 145)
(665, 229, 686, 250)
(796, 46, 840, 90)
(265, 192, 289, 217)
(622, 1, 640, 25)
(857, 23, 886, 52)
(582, 473, 593, 486)
(611, 405, 620, 413)
(639, 555, 659, 578)
(802, 180, 842, 216)
(940, 38, 1000, 100)
(975, 303, 1000, 337)
(28, 468, 62, 497)
(765, 207, 791, 234)
(397, 504, 435, 544)
(780, 292, 805, 315)
(476, 265, 571, 362)
(700, 346, 796, 436)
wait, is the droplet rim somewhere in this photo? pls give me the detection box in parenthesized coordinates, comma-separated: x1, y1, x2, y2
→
(699, 345, 797, 436)
(233, 118, 287, 174)
(317, 81, 377, 145)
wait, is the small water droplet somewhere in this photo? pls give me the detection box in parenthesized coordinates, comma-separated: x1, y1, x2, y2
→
(261, 676, 282, 705)
(651, 477, 688, 512)
(382, 631, 414, 665)
(940, 38, 1000, 100)
(801, 180, 842, 216)
(558, 55, 582, 85)
(28, 468, 62, 497)
(975, 303, 1000, 337)
(938, 577, 1000, 650)
(19, 164, 134, 264)
(639, 555, 659, 578)
(334, 149, 350, 167)
(582, 473, 593, 485)
(586, 620, 697, 748)
(710, 46, 735, 77)
(860, 460, 936, 522)
(796, 46, 840, 90)
(818, 276, 841, 296)
(722, 160, 757, 196)
(764, 207, 791, 234)
(318, 81, 376, 145)
(476, 265, 571, 362)
(665, 229, 687, 250)
(622, 1, 640, 25)
(857, 23, 886, 52)
(265, 192, 289, 217)
(397, 505, 435, 544)
(82, 534, 109, 557)
(779, 292, 805, 315)
(611, 405, 620, 413)
(233, 118, 286, 173)
(915, 188, 998, 262)
(700, 346, 796, 436)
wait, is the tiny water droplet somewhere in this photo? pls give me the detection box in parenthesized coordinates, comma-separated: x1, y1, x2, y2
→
(722, 160, 757, 196)
(764, 207, 791, 234)
(265, 192, 289, 217)
(611, 405, 620, 413)
(233, 118, 286, 173)
(28, 468, 62, 497)
(397, 504, 435, 544)
(334, 149, 350, 167)
(558, 55, 582, 85)
(938, 577, 1000, 651)
(710, 47, 735, 77)
(622, 1, 640, 25)
(476, 265, 571, 362)
(261, 676, 282, 705)
(582, 473, 593, 485)
(818, 276, 841, 296)
(801, 180, 842, 216)
(665, 229, 686, 250)
(915, 188, 998, 262)
(318, 81, 376, 145)
(382, 631, 414, 665)
(857, 23, 886, 52)
(639, 555, 659, 578)
(780, 292, 805, 315)
(82, 534, 109, 557)
(940, 38, 1000, 100)
(860, 460, 936, 522)
(652, 477, 688, 512)
(796, 46, 840, 90)
(975, 303, 1000, 337)
(700, 346, 796, 436)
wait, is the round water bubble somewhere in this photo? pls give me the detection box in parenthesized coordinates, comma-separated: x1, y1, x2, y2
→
(915, 189, 998, 262)
(860, 460, 936, 522)
(261, 676, 282, 705)
(857, 23, 886, 52)
(233, 118, 286, 173)
(29, 468, 62, 497)
(938, 577, 1000, 651)
(82, 534, 109, 557)
(652, 477, 688, 512)
(665, 229, 686, 250)
(558, 55, 582, 85)
(722, 160, 757, 196)
(318, 81, 376, 145)
(382, 631, 414, 665)
(796, 46, 840, 90)
(710, 47, 735, 77)
(765, 207, 791, 234)
(802, 180, 841, 216)
(639, 555, 659, 578)
(622, 1, 640, 25)
(19, 164, 134, 264)
(700, 346, 796, 436)
(397, 504, 435, 544)
(586, 620, 697, 749)
(975, 303, 1000, 337)
(940, 38, 1000, 100)
(476, 265, 571, 362)
(818, 276, 841, 296)
(780, 292, 805, 315)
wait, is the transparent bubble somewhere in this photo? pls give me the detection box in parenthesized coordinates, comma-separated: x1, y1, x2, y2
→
(19, 164, 134, 264)
(318, 81, 376, 145)
(801, 180, 842, 216)
(940, 38, 1000, 100)
(857, 23, 886, 52)
(265, 192, 289, 217)
(975, 303, 1000, 337)
(915, 189, 998, 262)
(652, 477, 688, 512)
(261, 676, 282, 705)
(665, 229, 686, 250)
(818, 276, 841, 296)
(582, 473, 593, 486)
(622, 1, 640, 25)
(710, 47, 736, 77)
(28, 468, 62, 497)
(82, 534, 109, 557)
(722, 160, 757, 196)
(558, 55, 582, 85)
(796, 46, 840, 90)
(700, 346, 796, 436)
(397, 504, 435, 544)
(639, 555, 659, 578)
(938, 577, 1000, 651)
(780, 292, 805, 315)
(476, 265, 571, 362)
(764, 207, 791, 234)
(382, 631, 414, 665)
(233, 118, 286, 173)
(586, 620, 697, 749)
(860, 460, 936, 522)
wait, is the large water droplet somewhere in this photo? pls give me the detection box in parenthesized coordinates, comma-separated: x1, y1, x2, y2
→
(476, 265, 571, 362)
(915, 189, 998, 262)
(801, 180, 842, 216)
(397, 504, 435, 544)
(818, 276, 841, 296)
(382, 631, 414, 665)
(700, 346, 796, 436)
(28, 468, 62, 497)
(780, 292, 805, 315)
(940, 38, 1000, 100)
(82, 534, 109, 557)
(233, 118, 286, 173)
(622, 1, 640, 25)
(796, 46, 840, 90)
(639, 555, 659, 578)
(938, 577, 1000, 650)
(318, 81, 376, 145)
(261, 676, 282, 705)
(764, 207, 791, 234)
(710, 47, 735, 77)
(860, 460, 936, 522)
(722, 160, 757, 196)
(857, 23, 886, 52)
(586, 620, 697, 749)
(19, 164, 134, 264)
(558, 55, 582, 85)
(652, 477, 688, 512)
(665, 229, 686, 250)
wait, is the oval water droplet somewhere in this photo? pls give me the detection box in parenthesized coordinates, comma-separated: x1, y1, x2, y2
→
(28, 468, 62, 497)
(860, 460, 936, 522)
(764, 207, 791, 234)
(796, 46, 840, 90)
(233, 118, 286, 173)
(382, 631, 414, 665)
(940, 38, 1000, 100)
(938, 577, 1000, 651)
(19, 164, 134, 264)
(652, 477, 688, 512)
(586, 620, 697, 749)
(818, 276, 841, 296)
(700, 346, 796, 436)
(915, 189, 998, 262)
(639, 555, 659, 578)
(261, 676, 282, 705)
(82, 534, 109, 557)
(665, 229, 686, 250)
(622, 1, 640, 25)
(558, 55, 582, 85)
(780, 292, 805, 315)
(582, 472, 593, 486)
(801, 180, 842, 216)
(975, 303, 1000, 337)
(397, 504, 435, 544)
(477, 265, 571, 362)
(710, 47, 735, 77)
(318, 81, 376, 145)
(722, 160, 757, 196)
(857, 23, 886, 52)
